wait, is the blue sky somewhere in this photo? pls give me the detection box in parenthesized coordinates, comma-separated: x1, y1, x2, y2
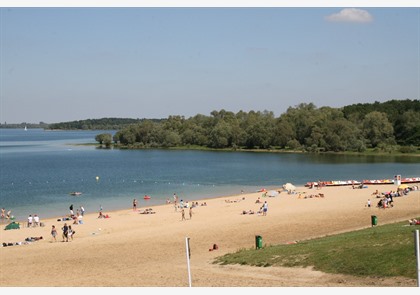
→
(1, 7, 419, 123)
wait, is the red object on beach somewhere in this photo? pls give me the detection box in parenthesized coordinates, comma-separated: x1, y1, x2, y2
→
(144, 195, 151, 200)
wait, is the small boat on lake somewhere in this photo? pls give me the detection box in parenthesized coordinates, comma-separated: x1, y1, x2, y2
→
(70, 192, 82, 196)
(144, 195, 151, 200)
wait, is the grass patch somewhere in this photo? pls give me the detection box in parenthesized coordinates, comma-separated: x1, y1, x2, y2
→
(214, 219, 420, 279)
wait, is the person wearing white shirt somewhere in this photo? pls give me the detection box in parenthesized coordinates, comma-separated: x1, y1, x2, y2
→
(33, 214, 40, 226)
(27, 215, 33, 227)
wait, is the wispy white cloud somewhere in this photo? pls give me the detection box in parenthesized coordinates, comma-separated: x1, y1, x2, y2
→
(325, 8, 373, 23)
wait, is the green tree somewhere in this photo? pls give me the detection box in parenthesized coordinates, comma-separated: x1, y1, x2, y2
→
(273, 117, 295, 148)
(95, 133, 112, 146)
(362, 111, 396, 148)
(394, 110, 420, 146)
(208, 121, 232, 148)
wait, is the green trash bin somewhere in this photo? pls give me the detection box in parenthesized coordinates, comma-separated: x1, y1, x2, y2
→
(255, 235, 263, 249)
(371, 215, 377, 227)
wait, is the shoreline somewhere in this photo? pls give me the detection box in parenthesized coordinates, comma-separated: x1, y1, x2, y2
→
(5, 179, 419, 223)
(1, 183, 419, 287)
(2, 184, 278, 223)
(4, 187, 280, 227)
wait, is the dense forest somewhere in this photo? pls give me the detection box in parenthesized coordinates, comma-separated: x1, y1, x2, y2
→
(93, 99, 419, 153)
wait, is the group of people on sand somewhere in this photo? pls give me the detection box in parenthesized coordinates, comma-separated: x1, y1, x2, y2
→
(242, 200, 268, 216)
(299, 193, 325, 199)
(308, 181, 327, 189)
(27, 214, 41, 227)
(98, 211, 110, 219)
(67, 204, 85, 225)
(2, 236, 43, 247)
(226, 197, 246, 203)
(181, 206, 193, 221)
(376, 197, 392, 208)
(49, 223, 75, 243)
(139, 208, 156, 215)
(56, 223, 75, 242)
(368, 186, 418, 209)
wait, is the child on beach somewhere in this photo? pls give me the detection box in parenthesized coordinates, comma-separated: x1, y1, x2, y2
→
(181, 208, 186, 221)
(68, 225, 75, 240)
(51, 225, 57, 242)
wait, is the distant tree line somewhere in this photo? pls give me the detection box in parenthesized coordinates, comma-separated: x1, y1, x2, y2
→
(99, 99, 419, 153)
(0, 122, 49, 129)
(47, 118, 163, 130)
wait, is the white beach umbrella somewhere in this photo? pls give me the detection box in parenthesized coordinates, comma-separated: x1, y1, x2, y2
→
(283, 183, 296, 192)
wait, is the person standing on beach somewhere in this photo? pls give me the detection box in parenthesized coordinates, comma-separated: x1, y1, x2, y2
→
(51, 225, 57, 242)
(80, 206, 85, 216)
(62, 223, 69, 242)
(173, 193, 178, 211)
(69, 204, 74, 216)
(33, 214, 40, 227)
(262, 201, 268, 216)
(133, 199, 138, 211)
(27, 214, 33, 227)
(189, 207, 193, 219)
(1, 208, 5, 220)
(181, 208, 186, 221)
(367, 199, 371, 208)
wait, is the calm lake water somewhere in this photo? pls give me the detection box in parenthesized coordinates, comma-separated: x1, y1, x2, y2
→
(1, 128, 419, 222)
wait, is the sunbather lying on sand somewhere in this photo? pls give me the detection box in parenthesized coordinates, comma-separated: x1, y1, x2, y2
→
(409, 219, 420, 225)
(241, 210, 255, 215)
(139, 208, 156, 214)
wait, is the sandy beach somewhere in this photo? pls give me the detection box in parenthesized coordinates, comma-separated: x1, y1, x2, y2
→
(1, 183, 419, 288)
